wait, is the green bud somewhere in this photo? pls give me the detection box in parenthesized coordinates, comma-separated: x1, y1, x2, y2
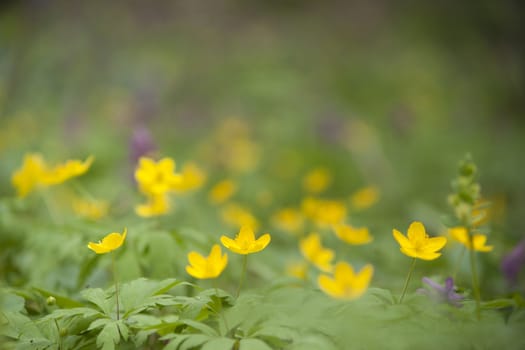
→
(46, 296, 56, 306)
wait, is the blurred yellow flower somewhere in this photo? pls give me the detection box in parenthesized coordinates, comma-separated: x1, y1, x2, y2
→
(209, 179, 237, 204)
(135, 157, 182, 196)
(135, 193, 170, 217)
(302, 197, 347, 227)
(272, 208, 304, 235)
(350, 185, 379, 210)
(220, 203, 259, 230)
(286, 261, 308, 280)
(302, 167, 332, 194)
(87, 228, 127, 254)
(186, 244, 228, 279)
(174, 162, 207, 192)
(12, 153, 49, 197)
(333, 224, 373, 245)
(43, 156, 94, 185)
(449, 227, 493, 252)
(393, 222, 447, 261)
(299, 233, 334, 272)
(318, 262, 373, 300)
(220, 225, 271, 255)
(73, 198, 108, 220)
(12, 154, 93, 197)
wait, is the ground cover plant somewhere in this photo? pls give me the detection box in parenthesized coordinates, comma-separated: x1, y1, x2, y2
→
(1, 1, 525, 349)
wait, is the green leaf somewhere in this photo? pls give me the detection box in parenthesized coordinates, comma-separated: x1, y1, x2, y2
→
(201, 337, 236, 350)
(33, 287, 84, 308)
(179, 334, 211, 350)
(180, 319, 219, 337)
(239, 338, 273, 350)
(482, 299, 517, 310)
(96, 320, 121, 350)
(81, 288, 113, 316)
(120, 278, 183, 318)
(1, 292, 26, 313)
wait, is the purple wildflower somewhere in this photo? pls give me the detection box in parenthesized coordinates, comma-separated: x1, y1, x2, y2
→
(129, 125, 157, 166)
(501, 240, 525, 287)
(418, 277, 463, 307)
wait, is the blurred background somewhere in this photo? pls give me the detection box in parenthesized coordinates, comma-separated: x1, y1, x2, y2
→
(1, 0, 524, 292)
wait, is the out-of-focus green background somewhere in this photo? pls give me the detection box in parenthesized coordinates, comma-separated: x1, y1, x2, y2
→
(1, 0, 524, 291)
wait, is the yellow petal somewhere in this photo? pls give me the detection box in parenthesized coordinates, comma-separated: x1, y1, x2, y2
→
(318, 274, 344, 298)
(238, 225, 255, 243)
(252, 233, 271, 252)
(392, 229, 411, 249)
(407, 221, 426, 241)
(87, 242, 111, 254)
(424, 236, 447, 252)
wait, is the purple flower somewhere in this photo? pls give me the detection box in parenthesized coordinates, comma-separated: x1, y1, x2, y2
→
(418, 277, 463, 307)
(129, 125, 157, 166)
(501, 240, 525, 287)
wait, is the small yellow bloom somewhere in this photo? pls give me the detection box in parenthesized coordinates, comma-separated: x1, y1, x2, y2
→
(318, 262, 374, 300)
(186, 244, 228, 279)
(209, 179, 237, 204)
(173, 162, 207, 192)
(11, 153, 49, 197)
(285, 261, 308, 280)
(73, 198, 108, 220)
(449, 227, 493, 252)
(87, 228, 127, 254)
(12, 154, 93, 197)
(302, 197, 347, 227)
(392, 222, 447, 261)
(350, 185, 379, 210)
(135, 193, 170, 217)
(135, 157, 182, 196)
(220, 203, 259, 231)
(43, 156, 94, 185)
(220, 225, 271, 255)
(333, 224, 373, 245)
(299, 233, 334, 272)
(272, 208, 304, 235)
(302, 167, 332, 194)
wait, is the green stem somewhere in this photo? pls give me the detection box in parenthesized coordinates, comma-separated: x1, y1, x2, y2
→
(54, 318, 62, 350)
(452, 246, 466, 280)
(236, 255, 248, 298)
(467, 228, 481, 319)
(399, 258, 416, 304)
(40, 189, 60, 224)
(112, 253, 120, 320)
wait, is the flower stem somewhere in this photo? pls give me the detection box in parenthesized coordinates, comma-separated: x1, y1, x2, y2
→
(399, 258, 416, 304)
(467, 228, 481, 319)
(236, 255, 248, 298)
(111, 253, 120, 320)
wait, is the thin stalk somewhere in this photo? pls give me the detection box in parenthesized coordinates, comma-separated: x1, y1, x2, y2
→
(54, 318, 62, 350)
(452, 246, 466, 280)
(467, 228, 481, 319)
(399, 258, 417, 304)
(236, 255, 248, 298)
(111, 253, 120, 320)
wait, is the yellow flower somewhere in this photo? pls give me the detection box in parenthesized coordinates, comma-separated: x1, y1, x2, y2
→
(286, 261, 308, 280)
(302, 167, 332, 194)
(272, 208, 304, 235)
(350, 185, 379, 210)
(73, 198, 108, 220)
(220, 203, 259, 230)
(134, 157, 183, 196)
(392, 222, 447, 261)
(186, 244, 228, 279)
(299, 233, 334, 272)
(302, 197, 347, 227)
(318, 262, 373, 300)
(135, 193, 170, 217)
(11, 154, 93, 197)
(220, 225, 271, 255)
(173, 162, 207, 192)
(333, 224, 373, 245)
(449, 227, 493, 252)
(43, 156, 94, 185)
(87, 228, 127, 254)
(11, 153, 49, 197)
(209, 179, 237, 204)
